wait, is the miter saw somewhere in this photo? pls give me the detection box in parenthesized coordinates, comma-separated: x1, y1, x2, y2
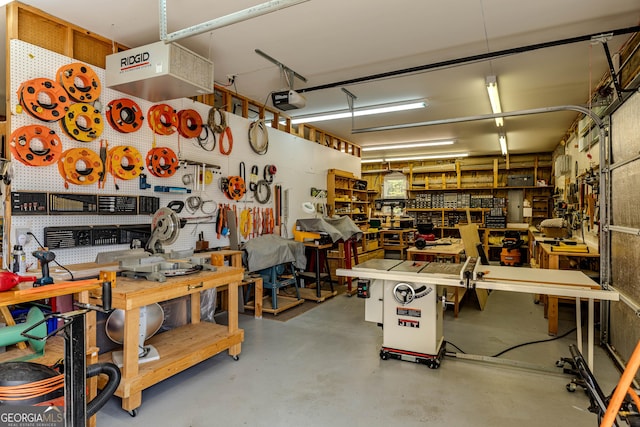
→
(115, 207, 213, 282)
(146, 207, 184, 254)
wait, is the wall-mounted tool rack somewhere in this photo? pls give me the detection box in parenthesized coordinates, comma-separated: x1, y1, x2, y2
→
(44, 224, 152, 249)
(50, 193, 98, 214)
(97, 195, 137, 215)
(11, 192, 48, 215)
(12, 192, 160, 216)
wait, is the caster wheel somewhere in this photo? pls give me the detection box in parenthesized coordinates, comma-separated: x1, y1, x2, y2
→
(232, 355, 240, 361)
(566, 382, 577, 392)
(556, 359, 565, 368)
(427, 359, 441, 369)
(380, 350, 389, 360)
(128, 409, 138, 417)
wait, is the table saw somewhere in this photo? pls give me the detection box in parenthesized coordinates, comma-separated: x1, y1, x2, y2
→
(337, 258, 619, 371)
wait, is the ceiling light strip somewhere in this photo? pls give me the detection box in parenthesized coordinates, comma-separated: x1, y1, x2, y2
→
(499, 134, 508, 156)
(362, 140, 454, 152)
(485, 76, 504, 127)
(291, 101, 426, 124)
(362, 153, 469, 163)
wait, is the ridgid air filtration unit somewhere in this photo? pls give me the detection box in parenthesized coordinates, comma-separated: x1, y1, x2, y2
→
(106, 41, 214, 102)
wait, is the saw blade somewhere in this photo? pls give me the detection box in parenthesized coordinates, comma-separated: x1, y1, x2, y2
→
(151, 207, 180, 245)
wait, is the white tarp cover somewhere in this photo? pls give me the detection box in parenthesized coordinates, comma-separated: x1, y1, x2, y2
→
(243, 234, 307, 272)
(296, 216, 362, 242)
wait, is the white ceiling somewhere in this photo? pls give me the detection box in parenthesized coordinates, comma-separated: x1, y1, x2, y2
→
(5, 0, 640, 160)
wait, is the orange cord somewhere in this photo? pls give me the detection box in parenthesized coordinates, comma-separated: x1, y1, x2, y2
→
(219, 127, 233, 155)
(0, 374, 64, 401)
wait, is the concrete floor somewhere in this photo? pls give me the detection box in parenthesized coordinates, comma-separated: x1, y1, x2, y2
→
(96, 290, 621, 427)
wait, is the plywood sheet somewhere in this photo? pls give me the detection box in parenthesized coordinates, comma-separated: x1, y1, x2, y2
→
(458, 224, 480, 257)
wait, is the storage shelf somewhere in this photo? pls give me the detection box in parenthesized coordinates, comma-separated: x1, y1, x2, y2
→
(327, 168, 375, 222)
(99, 322, 243, 398)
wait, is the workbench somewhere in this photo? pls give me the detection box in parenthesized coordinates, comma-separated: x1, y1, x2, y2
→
(406, 241, 465, 263)
(96, 266, 244, 414)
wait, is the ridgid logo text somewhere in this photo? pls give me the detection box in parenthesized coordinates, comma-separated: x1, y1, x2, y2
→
(120, 52, 150, 70)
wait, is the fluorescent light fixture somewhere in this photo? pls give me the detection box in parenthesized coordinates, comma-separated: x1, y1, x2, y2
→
(362, 140, 454, 152)
(386, 153, 468, 162)
(291, 100, 426, 125)
(362, 153, 469, 163)
(485, 76, 504, 127)
(499, 134, 508, 156)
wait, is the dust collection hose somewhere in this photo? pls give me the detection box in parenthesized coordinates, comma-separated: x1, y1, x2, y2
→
(86, 362, 121, 417)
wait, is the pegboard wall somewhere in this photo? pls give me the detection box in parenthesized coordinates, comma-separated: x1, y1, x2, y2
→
(7, 39, 360, 268)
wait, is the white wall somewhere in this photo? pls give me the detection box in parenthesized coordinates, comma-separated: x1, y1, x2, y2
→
(7, 39, 360, 267)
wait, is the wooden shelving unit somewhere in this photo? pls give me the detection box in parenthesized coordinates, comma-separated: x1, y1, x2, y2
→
(327, 169, 373, 226)
(358, 155, 553, 262)
(398, 155, 553, 230)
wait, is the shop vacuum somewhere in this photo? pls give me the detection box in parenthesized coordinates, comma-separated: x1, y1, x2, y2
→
(500, 230, 525, 266)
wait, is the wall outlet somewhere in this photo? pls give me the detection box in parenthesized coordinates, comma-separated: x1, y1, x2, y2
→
(15, 228, 31, 244)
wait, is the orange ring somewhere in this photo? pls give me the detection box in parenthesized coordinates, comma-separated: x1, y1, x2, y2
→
(226, 176, 246, 201)
(106, 98, 144, 133)
(17, 78, 70, 122)
(146, 147, 179, 177)
(219, 126, 233, 155)
(56, 62, 101, 102)
(10, 125, 62, 167)
(57, 148, 103, 186)
(147, 104, 177, 136)
(107, 146, 144, 180)
(59, 103, 104, 142)
(177, 109, 203, 139)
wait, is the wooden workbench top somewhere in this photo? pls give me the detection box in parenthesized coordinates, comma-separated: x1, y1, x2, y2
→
(537, 242, 600, 257)
(0, 278, 102, 306)
(406, 241, 465, 256)
(105, 266, 244, 310)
